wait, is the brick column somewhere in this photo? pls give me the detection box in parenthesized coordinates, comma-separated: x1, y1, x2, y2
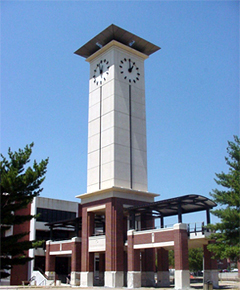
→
(105, 198, 124, 287)
(71, 237, 81, 286)
(45, 241, 56, 280)
(203, 244, 219, 288)
(141, 248, 155, 287)
(173, 223, 190, 289)
(127, 230, 141, 288)
(156, 248, 170, 286)
(80, 208, 94, 286)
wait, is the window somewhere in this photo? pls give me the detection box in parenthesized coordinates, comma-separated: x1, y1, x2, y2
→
(36, 208, 76, 223)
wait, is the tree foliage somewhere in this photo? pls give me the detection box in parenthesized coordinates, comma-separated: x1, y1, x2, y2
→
(189, 248, 203, 272)
(207, 135, 240, 261)
(0, 143, 48, 279)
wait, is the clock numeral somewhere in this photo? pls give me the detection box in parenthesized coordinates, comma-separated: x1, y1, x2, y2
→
(121, 60, 124, 64)
(129, 79, 131, 83)
(133, 80, 136, 83)
(124, 58, 127, 61)
(136, 77, 139, 81)
(137, 73, 140, 76)
(124, 76, 127, 79)
(121, 71, 124, 74)
(119, 65, 122, 68)
(136, 67, 139, 70)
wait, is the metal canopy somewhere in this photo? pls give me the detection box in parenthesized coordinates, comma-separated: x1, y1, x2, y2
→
(74, 24, 160, 58)
(126, 194, 217, 218)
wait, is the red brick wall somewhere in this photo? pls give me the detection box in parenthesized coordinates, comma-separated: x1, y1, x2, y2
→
(45, 243, 55, 272)
(204, 244, 218, 270)
(157, 248, 169, 271)
(10, 204, 31, 285)
(71, 240, 81, 272)
(174, 229, 189, 270)
(81, 208, 94, 272)
(105, 198, 124, 271)
(127, 231, 140, 271)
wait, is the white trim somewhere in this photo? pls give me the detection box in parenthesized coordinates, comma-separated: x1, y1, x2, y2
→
(87, 204, 106, 212)
(86, 40, 149, 63)
(47, 239, 73, 245)
(129, 227, 173, 236)
(76, 186, 158, 204)
(50, 250, 72, 255)
(134, 241, 174, 249)
(173, 223, 188, 230)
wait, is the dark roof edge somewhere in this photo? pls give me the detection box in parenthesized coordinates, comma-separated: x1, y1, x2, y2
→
(74, 24, 160, 58)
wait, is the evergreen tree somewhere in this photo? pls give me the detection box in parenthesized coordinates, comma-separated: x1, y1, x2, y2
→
(0, 143, 48, 279)
(207, 136, 240, 262)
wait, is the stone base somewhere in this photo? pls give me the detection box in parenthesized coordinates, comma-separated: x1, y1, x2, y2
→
(45, 271, 55, 280)
(80, 272, 93, 287)
(71, 271, 80, 286)
(127, 271, 141, 288)
(204, 270, 219, 289)
(157, 271, 170, 287)
(104, 271, 123, 288)
(141, 271, 155, 287)
(175, 270, 190, 290)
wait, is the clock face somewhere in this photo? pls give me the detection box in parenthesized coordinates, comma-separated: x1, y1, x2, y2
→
(93, 59, 110, 86)
(119, 58, 140, 83)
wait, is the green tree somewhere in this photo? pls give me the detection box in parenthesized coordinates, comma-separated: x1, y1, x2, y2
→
(0, 143, 49, 279)
(168, 250, 175, 268)
(207, 135, 240, 261)
(189, 248, 203, 272)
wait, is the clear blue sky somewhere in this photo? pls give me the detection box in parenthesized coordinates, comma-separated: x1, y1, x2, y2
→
(1, 1, 239, 225)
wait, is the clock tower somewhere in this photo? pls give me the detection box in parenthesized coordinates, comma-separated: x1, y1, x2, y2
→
(75, 25, 160, 287)
(75, 24, 160, 196)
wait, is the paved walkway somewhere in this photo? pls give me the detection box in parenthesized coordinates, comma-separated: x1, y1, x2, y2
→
(0, 281, 239, 290)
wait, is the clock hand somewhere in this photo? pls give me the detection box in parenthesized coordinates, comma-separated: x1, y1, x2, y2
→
(128, 59, 133, 73)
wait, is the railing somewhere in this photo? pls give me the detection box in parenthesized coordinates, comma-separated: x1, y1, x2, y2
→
(132, 222, 208, 235)
(187, 222, 208, 236)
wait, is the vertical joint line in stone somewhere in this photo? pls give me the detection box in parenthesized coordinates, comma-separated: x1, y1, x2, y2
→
(99, 86, 102, 190)
(129, 84, 133, 189)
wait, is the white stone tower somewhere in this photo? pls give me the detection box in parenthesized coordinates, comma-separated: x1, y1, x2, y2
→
(75, 24, 160, 197)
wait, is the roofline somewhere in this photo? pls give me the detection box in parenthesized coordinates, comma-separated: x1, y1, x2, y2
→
(74, 24, 160, 58)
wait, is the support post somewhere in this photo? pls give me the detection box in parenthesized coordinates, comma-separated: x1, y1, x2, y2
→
(203, 244, 219, 288)
(156, 248, 170, 286)
(45, 241, 56, 280)
(71, 237, 81, 286)
(127, 230, 141, 288)
(173, 223, 189, 290)
(105, 199, 124, 287)
(141, 248, 155, 287)
(80, 208, 94, 287)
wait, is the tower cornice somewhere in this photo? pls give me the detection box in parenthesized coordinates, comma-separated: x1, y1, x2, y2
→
(74, 24, 160, 59)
